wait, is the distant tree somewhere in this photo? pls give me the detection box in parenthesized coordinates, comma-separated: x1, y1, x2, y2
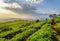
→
(46, 18, 48, 20)
(53, 14, 57, 18)
(49, 14, 53, 19)
(58, 14, 60, 18)
(36, 19, 39, 22)
(49, 14, 57, 19)
(58, 14, 60, 17)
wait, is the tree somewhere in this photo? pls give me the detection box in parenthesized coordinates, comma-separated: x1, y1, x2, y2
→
(53, 14, 57, 18)
(49, 14, 53, 19)
(58, 14, 60, 17)
(46, 18, 48, 20)
(36, 19, 39, 22)
(49, 14, 57, 19)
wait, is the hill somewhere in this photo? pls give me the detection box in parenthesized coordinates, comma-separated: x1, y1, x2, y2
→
(0, 17, 60, 41)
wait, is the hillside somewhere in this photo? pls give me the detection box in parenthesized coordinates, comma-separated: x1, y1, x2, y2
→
(0, 17, 60, 41)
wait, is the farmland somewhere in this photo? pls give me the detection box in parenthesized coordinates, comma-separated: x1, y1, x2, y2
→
(0, 17, 60, 41)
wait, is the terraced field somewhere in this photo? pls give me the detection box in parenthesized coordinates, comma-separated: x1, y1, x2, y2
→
(0, 18, 60, 41)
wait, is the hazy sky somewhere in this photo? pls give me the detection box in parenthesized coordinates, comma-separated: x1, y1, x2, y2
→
(0, 0, 60, 20)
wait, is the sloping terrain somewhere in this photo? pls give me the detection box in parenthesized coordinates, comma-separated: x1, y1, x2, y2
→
(0, 17, 60, 41)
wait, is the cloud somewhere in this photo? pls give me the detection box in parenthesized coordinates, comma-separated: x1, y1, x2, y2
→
(3, 0, 37, 14)
(0, 0, 9, 8)
(2, 0, 50, 20)
(1, 0, 60, 20)
(0, 8, 34, 20)
(7, 3, 23, 9)
(0, 0, 35, 20)
(35, 8, 60, 14)
(4, 0, 44, 10)
(25, 0, 44, 4)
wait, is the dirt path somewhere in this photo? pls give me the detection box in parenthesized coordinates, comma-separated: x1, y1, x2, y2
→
(55, 35, 60, 41)
(51, 20, 60, 41)
(54, 28, 60, 41)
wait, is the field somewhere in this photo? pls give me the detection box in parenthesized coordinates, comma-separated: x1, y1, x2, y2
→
(0, 18, 60, 41)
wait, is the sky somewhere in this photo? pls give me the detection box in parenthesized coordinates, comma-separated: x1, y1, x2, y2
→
(0, 0, 60, 20)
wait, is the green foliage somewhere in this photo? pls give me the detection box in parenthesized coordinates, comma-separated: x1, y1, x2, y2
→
(9, 29, 37, 41)
(36, 19, 39, 22)
(0, 38, 6, 41)
(27, 24, 56, 41)
(0, 17, 60, 41)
